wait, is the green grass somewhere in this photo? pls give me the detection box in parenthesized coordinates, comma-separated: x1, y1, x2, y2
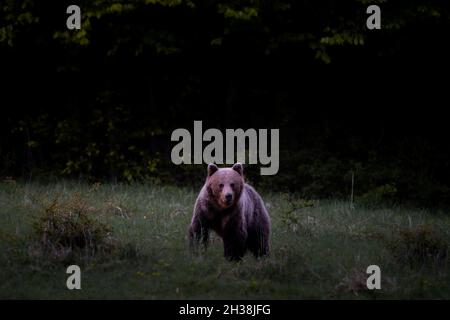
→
(0, 181, 449, 299)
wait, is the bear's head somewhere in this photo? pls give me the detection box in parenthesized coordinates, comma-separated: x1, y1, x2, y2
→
(206, 163, 244, 210)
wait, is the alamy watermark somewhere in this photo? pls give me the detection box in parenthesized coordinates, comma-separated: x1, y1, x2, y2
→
(366, 5, 381, 30)
(66, 265, 81, 290)
(66, 5, 81, 30)
(171, 121, 279, 175)
(366, 265, 381, 290)
(66, 5, 381, 31)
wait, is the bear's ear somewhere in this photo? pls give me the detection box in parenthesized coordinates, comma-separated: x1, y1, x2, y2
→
(232, 162, 243, 176)
(207, 163, 219, 177)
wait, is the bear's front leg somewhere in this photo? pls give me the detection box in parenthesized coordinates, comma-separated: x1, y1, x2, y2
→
(188, 217, 209, 253)
(223, 229, 247, 261)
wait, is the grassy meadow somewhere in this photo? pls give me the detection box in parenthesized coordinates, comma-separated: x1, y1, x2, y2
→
(0, 181, 449, 299)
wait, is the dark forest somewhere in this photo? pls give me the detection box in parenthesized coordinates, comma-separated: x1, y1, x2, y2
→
(2, 0, 450, 207)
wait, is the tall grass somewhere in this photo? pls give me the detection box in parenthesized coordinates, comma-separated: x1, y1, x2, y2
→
(0, 181, 449, 299)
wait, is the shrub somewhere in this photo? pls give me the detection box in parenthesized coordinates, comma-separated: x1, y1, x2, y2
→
(388, 224, 448, 268)
(357, 184, 397, 208)
(32, 193, 112, 260)
(280, 195, 316, 234)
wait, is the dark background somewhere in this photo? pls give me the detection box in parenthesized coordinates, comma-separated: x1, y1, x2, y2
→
(1, 0, 450, 207)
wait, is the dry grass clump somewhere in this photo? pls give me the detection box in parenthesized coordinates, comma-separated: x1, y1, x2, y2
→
(388, 224, 448, 267)
(32, 193, 112, 262)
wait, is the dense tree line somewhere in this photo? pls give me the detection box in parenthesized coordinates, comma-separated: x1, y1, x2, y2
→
(1, 0, 450, 207)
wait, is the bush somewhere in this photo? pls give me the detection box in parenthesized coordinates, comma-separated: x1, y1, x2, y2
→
(32, 193, 112, 260)
(357, 184, 397, 208)
(388, 224, 448, 268)
(280, 195, 316, 234)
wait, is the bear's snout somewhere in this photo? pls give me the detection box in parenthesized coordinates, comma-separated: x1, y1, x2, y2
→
(225, 193, 233, 204)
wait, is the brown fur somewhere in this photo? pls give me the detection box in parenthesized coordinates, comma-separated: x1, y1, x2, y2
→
(189, 163, 271, 260)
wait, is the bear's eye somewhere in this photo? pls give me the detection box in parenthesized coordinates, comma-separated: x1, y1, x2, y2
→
(219, 183, 224, 189)
(230, 183, 235, 188)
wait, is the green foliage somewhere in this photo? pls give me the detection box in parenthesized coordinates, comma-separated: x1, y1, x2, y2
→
(53, 101, 165, 182)
(1, 183, 450, 298)
(357, 183, 397, 208)
(2, 0, 450, 207)
(280, 195, 316, 234)
(5, 108, 450, 207)
(32, 193, 112, 261)
(2, 0, 449, 60)
(388, 224, 448, 268)
(0, 0, 39, 47)
(218, 4, 259, 21)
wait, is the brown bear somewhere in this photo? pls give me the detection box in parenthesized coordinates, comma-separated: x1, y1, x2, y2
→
(189, 162, 271, 260)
